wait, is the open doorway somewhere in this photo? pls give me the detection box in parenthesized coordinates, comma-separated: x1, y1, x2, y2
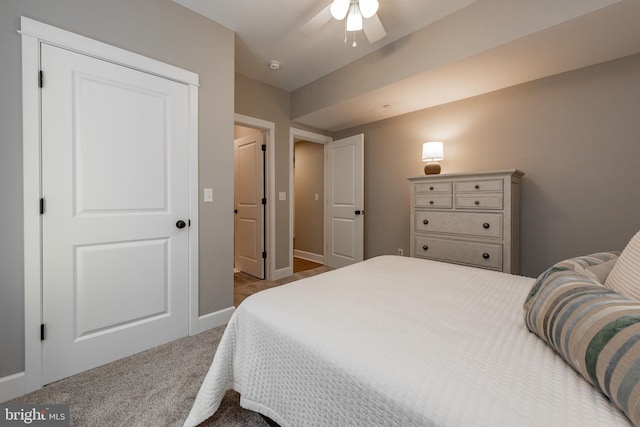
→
(293, 139, 325, 272)
(234, 114, 276, 282)
(289, 128, 332, 273)
(289, 129, 365, 272)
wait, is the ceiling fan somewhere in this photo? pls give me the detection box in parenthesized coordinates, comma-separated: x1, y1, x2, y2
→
(302, 0, 387, 47)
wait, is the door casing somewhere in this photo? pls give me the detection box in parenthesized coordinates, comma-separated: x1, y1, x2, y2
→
(20, 17, 199, 396)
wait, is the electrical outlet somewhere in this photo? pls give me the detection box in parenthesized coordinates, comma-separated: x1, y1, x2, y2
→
(397, 248, 404, 256)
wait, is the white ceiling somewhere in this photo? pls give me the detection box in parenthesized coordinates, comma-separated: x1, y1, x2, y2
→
(173, 0, 478, 91)
(173, 0, 640, 131)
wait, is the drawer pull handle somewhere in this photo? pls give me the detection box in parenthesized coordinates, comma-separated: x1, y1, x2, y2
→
(475, 184, 480, 189)
(422, 245, 429, 251)
(474, 200, 480, 205)
(429, 186, 434, 191)
(429, 200, 434, 205)
(482, 252, 490, 259)
(423, 219, 429, 225)
(483, 223, 490, 229)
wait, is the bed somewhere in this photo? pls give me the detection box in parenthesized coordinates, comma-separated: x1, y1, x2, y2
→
(185, 253, 640, 427)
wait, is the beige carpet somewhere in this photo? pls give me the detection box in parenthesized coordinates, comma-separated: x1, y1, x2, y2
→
(8, 265, 333, 426)
(8, 326, 265, 427)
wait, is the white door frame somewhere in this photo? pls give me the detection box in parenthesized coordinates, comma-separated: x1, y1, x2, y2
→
(288, 128, 333, 276)
(17, 17, 199, 398)
(234, 114, 275, 281)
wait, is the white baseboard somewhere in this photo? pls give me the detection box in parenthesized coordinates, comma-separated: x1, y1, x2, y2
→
(0, 371, 27, 403)
(293, 250, 324, 264)
(196, 306, 235, 334)
(272, 266, 293, 281)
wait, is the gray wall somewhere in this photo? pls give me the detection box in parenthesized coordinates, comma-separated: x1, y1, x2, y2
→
(235, 74, 329, 270)
(0, 0, 234, 378)
(335, 53, 640, 278)
(294, 141, 324, 256)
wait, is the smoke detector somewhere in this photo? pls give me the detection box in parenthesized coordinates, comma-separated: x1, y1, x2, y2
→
(268, 60, 281, 70)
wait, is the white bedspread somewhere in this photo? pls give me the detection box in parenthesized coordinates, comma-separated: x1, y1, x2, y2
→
(184, 256, 632, 427)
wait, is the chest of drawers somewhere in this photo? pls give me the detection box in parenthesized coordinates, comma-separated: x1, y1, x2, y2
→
(408, 169, 524, 273)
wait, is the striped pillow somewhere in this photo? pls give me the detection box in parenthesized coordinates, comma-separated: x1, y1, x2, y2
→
(606, 230, 640, 300)
(524, 266, 640, 426)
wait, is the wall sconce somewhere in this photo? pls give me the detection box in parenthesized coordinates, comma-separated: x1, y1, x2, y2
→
(422, 141, 444, 175)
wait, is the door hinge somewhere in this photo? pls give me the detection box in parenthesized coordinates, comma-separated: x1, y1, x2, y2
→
(262, 198, 267, 205)
(261, 144, 266, 152)
(40, 324, 45, 341)
(39, 198, 45, 214)
(262, 251, 267, 259)
(39, 70, 44, 88)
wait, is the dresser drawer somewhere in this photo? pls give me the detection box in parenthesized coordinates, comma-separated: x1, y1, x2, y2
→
(415, 211, 503, 238)
(414, 236, 503, 270)
(415, 195, 452, 209)
(455, 179, 503, 193)
(455, 196, 503, 210)
(415, 182, 452, 194)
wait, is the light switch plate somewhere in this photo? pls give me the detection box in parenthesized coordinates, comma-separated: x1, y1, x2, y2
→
(204, 188, 213, 203)
(279, 192, 286, 201)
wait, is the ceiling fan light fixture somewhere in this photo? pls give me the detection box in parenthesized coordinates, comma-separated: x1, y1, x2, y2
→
(358, 0, 379, 19)
(346, 4, 363, 31)
(330, 0, 350, 20)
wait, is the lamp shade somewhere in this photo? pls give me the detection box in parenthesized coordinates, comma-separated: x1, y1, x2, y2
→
(346, 4, 363, 31)
(422, 142, 444, 161)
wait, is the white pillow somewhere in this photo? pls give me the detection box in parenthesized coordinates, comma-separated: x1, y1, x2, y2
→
(605, 230, 640, 300)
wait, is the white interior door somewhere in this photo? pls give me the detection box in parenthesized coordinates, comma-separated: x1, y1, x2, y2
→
(41, 44, 190, 384)
(234, 132, 265, 279)
(324, 134, 364, 268)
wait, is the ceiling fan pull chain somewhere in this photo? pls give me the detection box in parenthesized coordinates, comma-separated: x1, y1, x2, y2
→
(352, 31, 357, 47)
(343, 19, 347, 43)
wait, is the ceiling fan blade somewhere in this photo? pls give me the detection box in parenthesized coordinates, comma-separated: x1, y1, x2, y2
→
(363, 14, 386, 43)
(300, 4, 332, 34)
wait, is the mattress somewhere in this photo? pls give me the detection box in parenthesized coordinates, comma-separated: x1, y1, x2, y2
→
(184, 255, 632, 426)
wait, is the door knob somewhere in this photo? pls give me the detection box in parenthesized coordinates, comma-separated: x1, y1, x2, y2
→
(355, 210, 363, 215)
(176, 220, 187, 229)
